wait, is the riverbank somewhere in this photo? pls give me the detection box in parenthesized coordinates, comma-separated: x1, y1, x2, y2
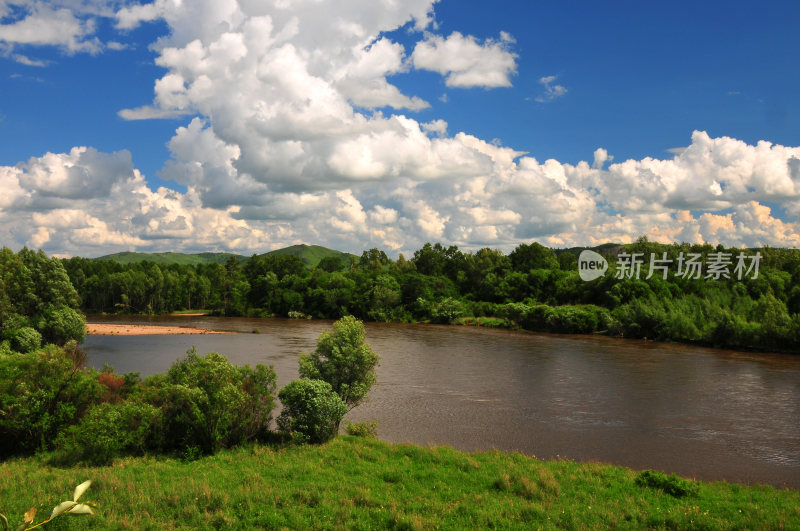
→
(86, 323, 233, 335)
(1, 436, 796, 529)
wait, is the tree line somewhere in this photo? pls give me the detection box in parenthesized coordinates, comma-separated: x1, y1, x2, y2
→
(55, 240, 800, 352)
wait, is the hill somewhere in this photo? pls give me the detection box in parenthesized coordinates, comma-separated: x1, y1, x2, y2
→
(94, 251, 246, 266)
(93, 245, 356, 268)
(263, 244, 356, 268)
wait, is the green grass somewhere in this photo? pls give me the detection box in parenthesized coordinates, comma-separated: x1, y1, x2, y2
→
(1, 437, 797, 530)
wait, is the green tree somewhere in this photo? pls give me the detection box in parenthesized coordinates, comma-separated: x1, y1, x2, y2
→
(317, 255, 344, 272)
(298, 316, 379, 410)
(509, 242, 559, 272)
(358, 248, 389, 271)
(143, 350, 277, 454)
(276, 379, 347, 444)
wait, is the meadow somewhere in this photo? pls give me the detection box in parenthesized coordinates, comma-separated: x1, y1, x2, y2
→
(2, 436, 798, 530)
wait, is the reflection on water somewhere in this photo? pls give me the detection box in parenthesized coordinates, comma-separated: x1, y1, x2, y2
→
(83, 315, 800, 488)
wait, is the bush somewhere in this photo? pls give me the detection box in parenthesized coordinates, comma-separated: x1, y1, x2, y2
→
(53, 401, 162, 465)
(430, 297, 466, 324)
(0, 345, 103, 457)
(141, 350, 277, 455)
(37, 306, 86, 345)
(635, 470, 699, 498)
(277, 379, 347, 444)
(345, 420, 378, 438)
(4, 326, 42, 353)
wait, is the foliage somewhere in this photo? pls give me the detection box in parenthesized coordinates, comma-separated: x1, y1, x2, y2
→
(277, 379, 347, 444)
(141, 349, 277, 455)
(37, 307, 85, 345)
(635, 470, 700, 498)
(3, 326, 41, 353)
(345, 420, 378, 438)
(53, 240, 800, 352)
(52, 401, 162, 465)
(0, 247, 85, 347)
(299, 316, 379, 409)
(0, 345, 103, 457)
(1, 480, 96, 531)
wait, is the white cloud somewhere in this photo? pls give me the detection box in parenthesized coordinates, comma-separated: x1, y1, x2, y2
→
(118, 105, 193, 120)
(3, 129, 800, 257)
(535, 75, 567, 103)
(12, 53, 48, 66)
(2, 1, 800, 256)
(0, 3, 102, 54)
(411, 31, 517, 88)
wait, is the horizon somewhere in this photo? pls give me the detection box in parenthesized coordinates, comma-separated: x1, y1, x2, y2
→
(2, 1, 799, 257)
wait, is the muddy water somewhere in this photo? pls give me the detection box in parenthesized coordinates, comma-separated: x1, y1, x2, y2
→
(83, 315, 800, 488)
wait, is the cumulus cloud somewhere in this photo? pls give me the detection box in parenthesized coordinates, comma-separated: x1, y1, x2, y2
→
(2, 1, 799, 256)
(3, 129, 800, 257)
(0, 1, 106, 54)
(411, 31, 518, 88)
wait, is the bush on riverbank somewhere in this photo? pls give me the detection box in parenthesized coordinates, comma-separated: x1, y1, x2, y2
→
(2, 317, 378, 463)
(1, 437, 797, 530)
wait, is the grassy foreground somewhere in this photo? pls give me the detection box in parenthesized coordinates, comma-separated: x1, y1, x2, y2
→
(1, 437, 798, 530)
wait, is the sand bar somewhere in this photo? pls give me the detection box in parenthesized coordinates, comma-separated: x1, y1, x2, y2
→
(87, 323, 233, 336)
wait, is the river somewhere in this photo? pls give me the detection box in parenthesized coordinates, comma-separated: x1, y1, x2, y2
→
(82, 315, 800, 488)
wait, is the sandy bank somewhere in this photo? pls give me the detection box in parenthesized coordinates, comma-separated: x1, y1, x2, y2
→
(86, 323, 233, 336)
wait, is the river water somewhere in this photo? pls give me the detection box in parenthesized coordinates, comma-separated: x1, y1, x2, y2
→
(83, 315, 800, 488)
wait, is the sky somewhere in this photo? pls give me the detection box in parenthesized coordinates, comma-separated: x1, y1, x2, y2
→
(1, 0, 799, 258)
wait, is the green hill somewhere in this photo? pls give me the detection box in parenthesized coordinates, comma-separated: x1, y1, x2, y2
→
(93, 251, 246, 266)
(262, 244, 356, 268)
(94, 245, 356, 268)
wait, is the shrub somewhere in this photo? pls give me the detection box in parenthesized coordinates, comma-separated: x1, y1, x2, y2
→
(545, 306, 599, 334)
(635, 470, 699, 498)
(37, 306, 86, 345)
(141, 350, 277, 455)
(0, 345, 103, 457)
(53, 401, 162, 465)
(345, 420, 378, 438)
(98, 371, 126, 403)
(431, 297, 466, 324)
(4, 326, 42, 353)
(277, 379, 347, 444)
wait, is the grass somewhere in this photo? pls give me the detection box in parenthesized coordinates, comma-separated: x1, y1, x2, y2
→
(1, 437, 797, 530)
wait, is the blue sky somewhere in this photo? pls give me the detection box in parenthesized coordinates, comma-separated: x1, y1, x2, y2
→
(1, 0, 799, 256)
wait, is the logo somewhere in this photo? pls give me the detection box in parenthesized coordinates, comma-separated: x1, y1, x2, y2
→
(576, 250, 761, 282)
(578, 250, 608, 281)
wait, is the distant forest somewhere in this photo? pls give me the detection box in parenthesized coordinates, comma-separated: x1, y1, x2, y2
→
(52, 239, 800, 353)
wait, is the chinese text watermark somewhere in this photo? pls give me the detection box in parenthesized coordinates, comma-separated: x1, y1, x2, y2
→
(578, 250, 761, 282)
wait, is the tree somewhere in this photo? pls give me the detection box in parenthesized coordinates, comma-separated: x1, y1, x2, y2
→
(144, 350, 277, 454)
(276, 379, 347, 444)
(317, 255, 344, 272)
(298, 316, 379, 410)
(509, 242, 559, 272)
(358, 248, 389, 271)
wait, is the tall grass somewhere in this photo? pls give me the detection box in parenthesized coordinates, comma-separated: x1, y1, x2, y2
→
(1, 437, 797, 530)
